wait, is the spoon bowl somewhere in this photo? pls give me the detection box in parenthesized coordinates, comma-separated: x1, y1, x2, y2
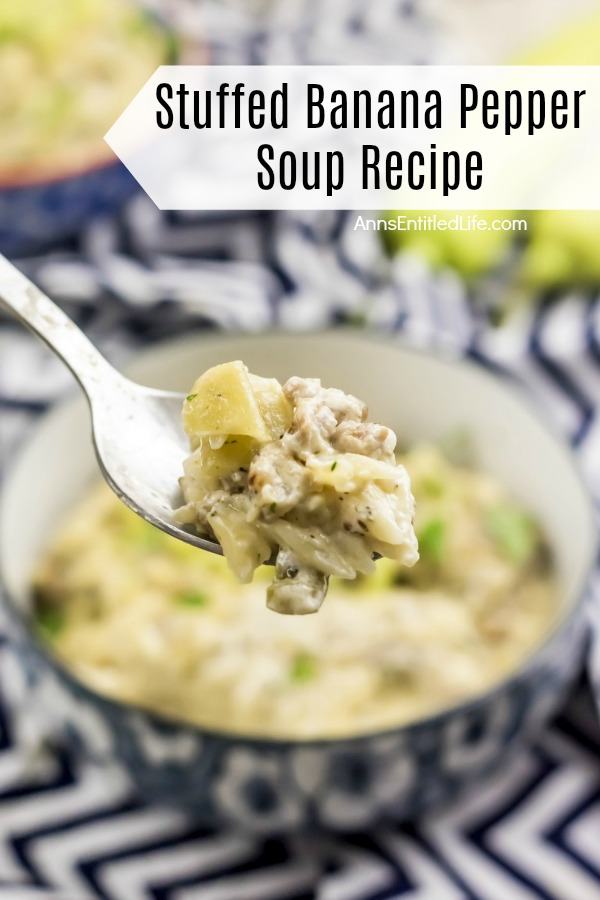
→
(0, 255, 223, 555)
(91, 381, 225, 555)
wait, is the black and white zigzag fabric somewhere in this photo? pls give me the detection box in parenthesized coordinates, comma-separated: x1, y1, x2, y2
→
(2, 2, 600, 898)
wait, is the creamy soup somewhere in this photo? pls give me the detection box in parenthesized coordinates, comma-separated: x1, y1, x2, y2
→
(0, 0, 170, 176)
(33, 444, 557, 739)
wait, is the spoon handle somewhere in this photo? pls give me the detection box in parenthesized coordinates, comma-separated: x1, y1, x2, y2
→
(0, 255, 121, 398)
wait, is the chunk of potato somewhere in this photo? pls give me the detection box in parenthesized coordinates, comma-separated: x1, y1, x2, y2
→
(183, 362, 292, 444)
(179, 437, 255, 500)
(184, 361, 269, 442)
(210, 499, 272, 582)
(248, 374, 292, 440)
(183, 436, 256, 488)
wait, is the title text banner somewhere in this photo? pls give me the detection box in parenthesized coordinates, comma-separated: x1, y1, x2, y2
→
(105, 65, 600, 210)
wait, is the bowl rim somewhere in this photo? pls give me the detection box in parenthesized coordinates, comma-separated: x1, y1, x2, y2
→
(0, 147, 133, 191)
(0, 329, 597, 748)
(0, 152, 127, 191)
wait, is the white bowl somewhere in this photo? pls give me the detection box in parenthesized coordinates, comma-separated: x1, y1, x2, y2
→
(0, 331, 596, 832)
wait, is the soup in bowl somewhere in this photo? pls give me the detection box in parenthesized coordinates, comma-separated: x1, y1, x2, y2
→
(33, 444, 557, 740)
(0, 333, 595, 831)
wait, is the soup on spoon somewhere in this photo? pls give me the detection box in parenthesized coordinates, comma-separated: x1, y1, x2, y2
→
(175, 362, 419, 614)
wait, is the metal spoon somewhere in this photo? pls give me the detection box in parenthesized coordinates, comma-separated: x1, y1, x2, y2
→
(0, 255, 223, 556)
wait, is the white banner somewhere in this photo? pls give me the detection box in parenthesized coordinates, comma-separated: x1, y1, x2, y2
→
(104, 65, 600, 210)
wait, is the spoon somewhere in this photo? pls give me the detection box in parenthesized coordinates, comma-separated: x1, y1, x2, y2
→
(0, 255, 223, 556)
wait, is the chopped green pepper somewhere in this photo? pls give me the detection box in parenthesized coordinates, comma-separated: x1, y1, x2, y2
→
(175, 590, 210, 608)
(419, 475, 444, 499)
(290, 652, 317, 683)
(417, 518, 446, 564)
(35, 607, 66, 639)
(485, 504, 536, 566)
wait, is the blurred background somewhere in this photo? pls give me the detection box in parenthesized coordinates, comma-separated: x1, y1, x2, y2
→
(2, 1, 600, 898)
(4, 0, 600, 459)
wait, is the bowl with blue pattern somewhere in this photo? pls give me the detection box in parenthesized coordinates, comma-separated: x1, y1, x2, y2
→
(0, 2, 180, 257)
(0, 161, 140, 257)
(0, 332, 595, 832)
